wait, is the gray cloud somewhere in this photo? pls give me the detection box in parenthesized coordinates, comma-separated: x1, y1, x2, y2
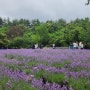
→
(0, 0, 90, 22)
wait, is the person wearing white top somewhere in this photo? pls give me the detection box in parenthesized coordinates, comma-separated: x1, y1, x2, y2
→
(81, 43, 84, 49)
(79, 42, 83, 49)
(76, 41, 78, 49)
(73, 42, 76, 49)
(53, 43, 55, 49)
(35, 43, 38, 49)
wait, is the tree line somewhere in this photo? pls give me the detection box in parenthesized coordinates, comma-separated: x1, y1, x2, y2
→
(0, 17, 90, 49)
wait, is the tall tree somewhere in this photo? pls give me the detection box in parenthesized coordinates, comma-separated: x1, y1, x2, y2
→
(6, 25, 25, 39)
(0, 17, 3, 27)
(0, 33, 9, 48)
(35, 23, 49, 45)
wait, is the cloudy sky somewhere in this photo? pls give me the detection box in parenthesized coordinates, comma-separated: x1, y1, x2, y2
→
(0, 0, 90, 22)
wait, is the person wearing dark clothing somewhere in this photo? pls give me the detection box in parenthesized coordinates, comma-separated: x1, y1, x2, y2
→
(32, 44, 35, 49)
(84, 43, 88, 49)
(40, 44, 43, 49)
(69, 42, 73, 49)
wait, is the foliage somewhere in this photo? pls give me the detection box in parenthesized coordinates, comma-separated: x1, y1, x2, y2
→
(0, 33, 9, 48)
(6, 25, 25, 39)
(0, 76, 35, 90)
(8, 37, 31, 48)
(35, 23, 50, 45)
(0, 17, 90, 48)
(35, 70, 65, 84)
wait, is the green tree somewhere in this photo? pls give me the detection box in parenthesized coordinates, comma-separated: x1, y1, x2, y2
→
(0, 33, 9, 48)
(35, 23, 49, 45)
(31, 19, 40, 26)
(0, 26, 8, 33)
(46, 20, 58, 33)
(0, 17, 3, 27)
(19, 19, 30, 27)
(6, 25, 25, 39)
(8, 37, 31, 48)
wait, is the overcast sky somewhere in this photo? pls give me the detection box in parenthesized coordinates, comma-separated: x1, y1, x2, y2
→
(0, 0, 90, 22)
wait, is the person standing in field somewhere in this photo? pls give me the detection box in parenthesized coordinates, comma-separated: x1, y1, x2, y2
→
(79, 42, 84, 49)
(35, 43, 38, 49)
(52, 43, 55, 49)
(73, 41, 78, 49)
(73, 42, 76, 49)
(79, 42, 82, 49)
(40, 44, 43, 49)
(81, 42, 84, 49)
(76, 41, 78, 49)
(69, 42, 73, 49)
(84, 42, 88, 49)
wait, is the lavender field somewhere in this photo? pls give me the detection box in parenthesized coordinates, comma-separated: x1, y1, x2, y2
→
(0, 49, 90, 90)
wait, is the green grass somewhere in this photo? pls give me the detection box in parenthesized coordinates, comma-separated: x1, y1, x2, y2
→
(68, 78, 90, 90)
(5, 64, 22, 72)
(27, 61, 37, 66)
(34, 70, 65, 84)
(5, 54, 16, 59)
(0, 76, 36, 90)
(52, 62, 63, 68)
(11, 80, 35, 90)
(0, 76, 9, 90)
(34, 69, 90, 90)
(71, 66, 90, 72)
(52, 60, 71, 68)
(25, 68, 31, 75)
(40, 61, 49, 66)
